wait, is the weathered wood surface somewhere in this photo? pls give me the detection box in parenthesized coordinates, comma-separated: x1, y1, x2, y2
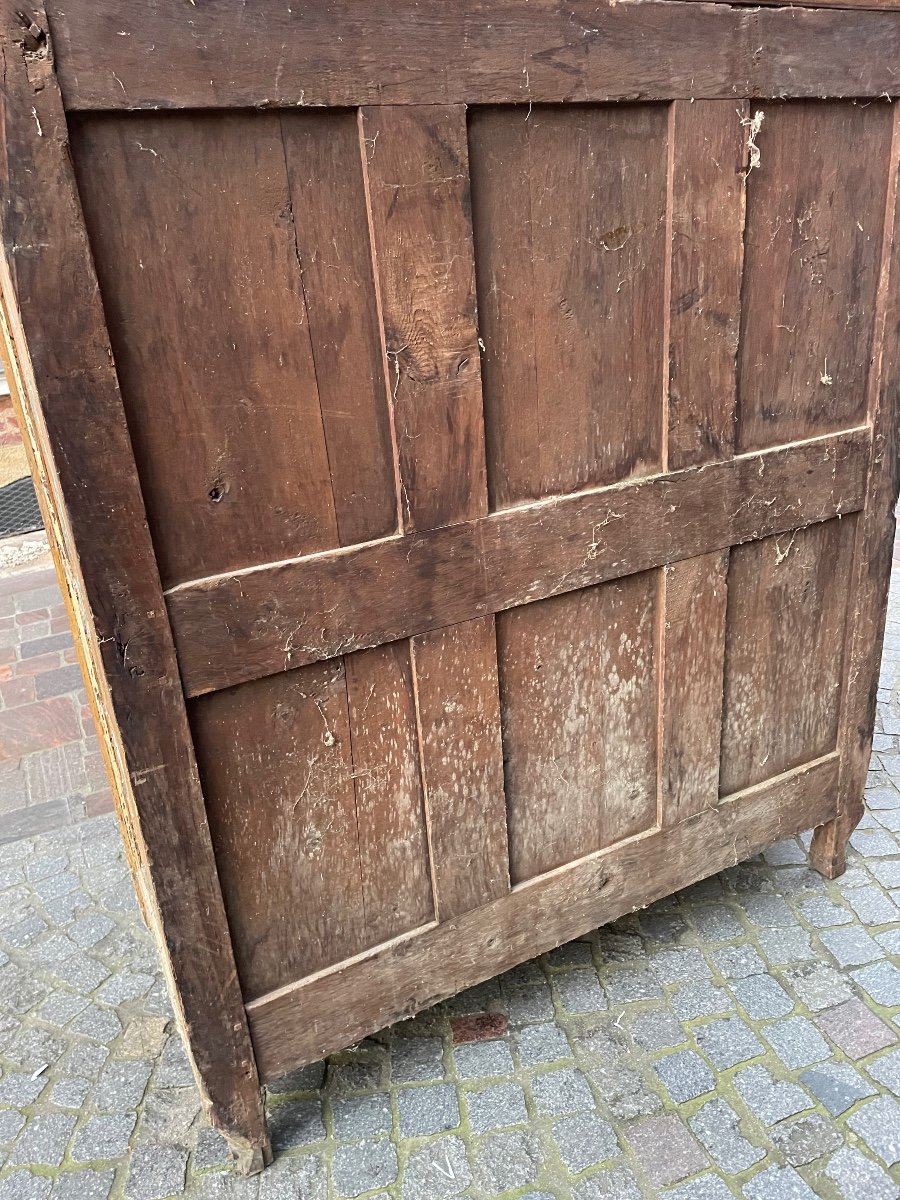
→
(0, 1, 268, 1168)
(168, 429, 870, 696)
(247, 754, 839, 1079)
(44, 1, 900, 110)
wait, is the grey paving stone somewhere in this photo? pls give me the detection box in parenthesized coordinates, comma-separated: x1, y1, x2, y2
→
(877, 928, 900, 954)
(868, 1047, 900, 1094)
(867, 787, 900, 810)
(9, 1114, 75, 1167)
(603, 969, 663, 1002)
(396, 1083, 459, 1136)
(869, 859, 900, 888)
(800, 1061, 877, 1116)
(743, 1164, 818, 1199)
(572, 1165, 642, 1200)
(124, 1146, 187, 1200)
(35, 989, 90, 1026)
(733, 1065, 812, 1125)
(0, 1072, 48, 1106)
(94, 1059, 153, 1111)
(781, 961, 853, 1012)
(596, 928, 644, 963)
(816, 998, 897, 1060)
(630, 1010, 686, 1050)
(71, 1113, 136, 1162)
(770, 1113, 841, 1166)
(399, 1135, 469, 1200)
(138, 1087, 201, 1148)
(515, 1022, 572, 1066)
(67, 912, 116, 948)
(740, 894, 794, 927)
(853, 960, 900, 1006)
(324, 1060, 383, 1095)
(0, 1112, 25, 1146)
(690, 907, 745, 943)
(762, 1016, 831, 1070)
(797, 897, 853, 927)
(545, 940, 594, 967)
(97, 970, 155, 1006)
(823, 1146, 900, 1200)
(70, 1003, 122, 1044)
(267, 1098, 325, 1152)
(57, 1041, 108, 1080)
(453, 1039, 515, 1079)
(653, 1049, 715, 1103)
(689, 1098, 764, 1174)
(756, 927, 815, 965)
(670, 981, 732, 1020)
(0, 1171, 52, 1200)
(502, 983, 556, 1025)
(553, 969, 607, 1014)
(193, 1126, 230, 1170)
(649, 948, 712, 983)
(710, 944, 766, 980)
(334, 1139, 398, 1199)
(266, 1062, 326, 1095)
(819, 925, 884, 966)
(731, 974, 794, 1018)
(625, 1114, 708, 1187)
(331, 1093, 391, 1140)
(257, 1155, 325, 1200)
(844, 885, 900, 925)
(552, 1112, 619, 1173)
(764, 840, 808, 867)
(471, 1130, 542, 1195)
(50, 1169, 115, 1200)
(465, 1082, 527, 1132)
(530, 1066, 594, 1116)
(390, 1037, 445, 1083)
(155, 1036, 195, 1088)
(847, 1096, 900, 1167)
(694, 1016, 764, 1068)
(662, 1178, 735, 1200)
(849, 829, 900, 857)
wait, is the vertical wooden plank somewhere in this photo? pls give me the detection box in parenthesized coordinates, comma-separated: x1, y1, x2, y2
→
(363, 104, 509, 918)
(738, 101, 894, 451)
(811, 106, 900, 878)
(660, 101, 745, 826)
(501, 574, 659, 884)
(721, 518, 857, 796)
(411, 618, 509, 921)
(0, 4, 268, 1168)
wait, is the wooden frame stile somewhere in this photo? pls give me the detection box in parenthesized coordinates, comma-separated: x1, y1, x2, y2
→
(810, 104, 900, 878)
(0, 2, 271, 1169)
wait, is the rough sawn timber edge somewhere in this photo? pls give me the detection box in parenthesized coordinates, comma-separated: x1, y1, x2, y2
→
(0, 2, 270, 1171)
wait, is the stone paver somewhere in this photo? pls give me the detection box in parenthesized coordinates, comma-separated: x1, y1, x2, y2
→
(1, 566, 900, 1197)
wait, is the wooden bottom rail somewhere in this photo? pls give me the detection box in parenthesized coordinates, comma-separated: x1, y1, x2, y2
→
(246, 752, 839, 1080)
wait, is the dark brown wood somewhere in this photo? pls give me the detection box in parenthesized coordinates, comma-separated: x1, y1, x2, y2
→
(812, 105, 900, 877)
(247, 753, 839, 1079)
(168, 429, 870, 697)
(0, 3, 268, 1169)
(43, 1, 900, 110)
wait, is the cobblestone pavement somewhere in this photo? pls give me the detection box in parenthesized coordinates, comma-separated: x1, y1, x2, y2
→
(1, 577, 900, 1200)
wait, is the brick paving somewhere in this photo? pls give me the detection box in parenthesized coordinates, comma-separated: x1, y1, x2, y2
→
(0, 539, 113, 842)
(0, 568, 898, 1198)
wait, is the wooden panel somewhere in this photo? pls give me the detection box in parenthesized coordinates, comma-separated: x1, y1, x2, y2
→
(46, 2, 900, 110)
(0, 4, 267, 1167)
(168, 429, 870, 696)
(363, 104, 508, 917)
(738, 101, 895, 452)
(501, 573, 658, 883)
(812, 105, 900, 877)
(721, 517, 856, 796)
(192, 649, 433, 1001)
(72, 110, 395, 587)
(470, 104, 667, 508)
(661, 101, 746, 826)
(411, 618, 509, 919)
(248, 752, 839, 1079)
(362, 104, 486, 533)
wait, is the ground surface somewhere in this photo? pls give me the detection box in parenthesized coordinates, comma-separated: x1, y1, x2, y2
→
(0, 574, 900, 1200)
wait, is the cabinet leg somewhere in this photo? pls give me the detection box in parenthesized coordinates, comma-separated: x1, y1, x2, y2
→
(809, 809, 859, 880)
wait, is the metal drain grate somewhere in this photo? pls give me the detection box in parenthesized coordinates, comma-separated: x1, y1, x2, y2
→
(0, 476, 43, 539)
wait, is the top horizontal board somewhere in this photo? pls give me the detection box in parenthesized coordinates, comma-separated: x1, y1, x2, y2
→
(46, 0, 900, 110)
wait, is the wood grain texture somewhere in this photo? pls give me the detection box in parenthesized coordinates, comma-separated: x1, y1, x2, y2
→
(362, 105, 486, 533)
(470, 104, 667, 508)
(411, 618, 510, 919)
(0, 4, 268, 1168)
(812, 105, 900, 878)
(738, 101, 895, 453)
(44, 1, 900, 110)
(247, 753, 839, 1079)
(500, 574, 658, 883)
(192, 649, 433, 1001)
(720, 517, 857, 796)
(72, 110, 395, 588)
(168, 429, 870, 696)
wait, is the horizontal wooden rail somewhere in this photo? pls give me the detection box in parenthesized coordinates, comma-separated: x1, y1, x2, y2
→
(49, 0, 900, 110)
(246, 752, 839, 1079)
(168, 428, 870, 697)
